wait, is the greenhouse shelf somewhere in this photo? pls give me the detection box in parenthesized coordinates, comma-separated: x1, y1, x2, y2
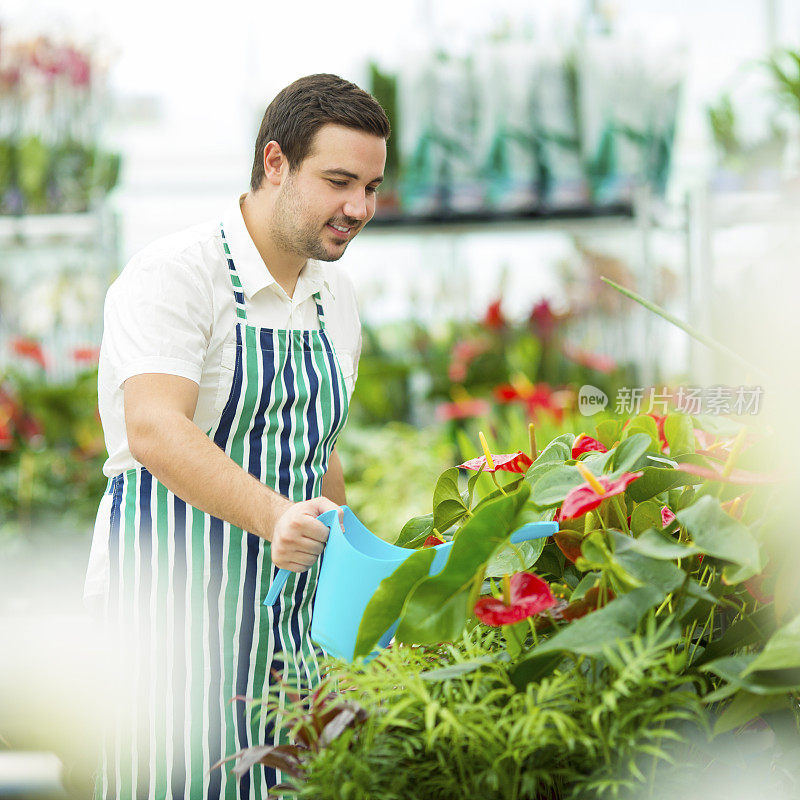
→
(366, 202, 635, 233)
(360, 188, 704, 388)
(0, 206, 121, 381)
(0, 212, 105, 244)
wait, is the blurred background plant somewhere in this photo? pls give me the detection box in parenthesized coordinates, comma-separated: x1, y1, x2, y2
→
(0, 30, 120, 215)
(0, 358, 105, 531)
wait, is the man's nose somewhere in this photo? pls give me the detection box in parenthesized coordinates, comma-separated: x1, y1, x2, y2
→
(343, 189, 369, 221)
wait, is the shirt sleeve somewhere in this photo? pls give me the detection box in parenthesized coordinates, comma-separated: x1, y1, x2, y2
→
(102, 254, 214, 388)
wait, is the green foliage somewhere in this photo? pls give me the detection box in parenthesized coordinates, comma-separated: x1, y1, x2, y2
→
(676, 496, 761, 582)
(768, 48, 800, 117)
(707, 93, 739, 157)
(0, 135, 121, 214)
(258, 623, 706, 800)
(0, 368, 106, 524)
(235, 410, 799, 798)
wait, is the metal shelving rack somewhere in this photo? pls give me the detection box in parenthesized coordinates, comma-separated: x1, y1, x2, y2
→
(0, 205, 120, 380)
(361, 189, 697, 388)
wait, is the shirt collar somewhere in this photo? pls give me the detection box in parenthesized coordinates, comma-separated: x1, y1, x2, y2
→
(221, 195, 334, 302)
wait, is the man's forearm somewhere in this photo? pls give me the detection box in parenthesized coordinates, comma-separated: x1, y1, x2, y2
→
(129, 410, 291, 541)
(321, 447, 346, 506)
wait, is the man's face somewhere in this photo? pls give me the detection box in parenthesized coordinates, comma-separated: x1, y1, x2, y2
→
(270, 123, 387, 262)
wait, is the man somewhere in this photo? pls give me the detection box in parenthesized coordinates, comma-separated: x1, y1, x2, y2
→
(85, 73, 389, 800)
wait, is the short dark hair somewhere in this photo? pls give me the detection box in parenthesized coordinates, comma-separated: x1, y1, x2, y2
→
(250, 73, 391, 191)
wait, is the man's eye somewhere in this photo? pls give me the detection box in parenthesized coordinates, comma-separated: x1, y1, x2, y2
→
(366, 186, 379, 194)
(329, 180, 347, 187)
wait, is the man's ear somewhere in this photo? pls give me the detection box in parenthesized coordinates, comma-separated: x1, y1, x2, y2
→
(263, 141, 287, 186)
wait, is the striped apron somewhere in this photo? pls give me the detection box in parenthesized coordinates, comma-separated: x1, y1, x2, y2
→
(96, 224, 349, 800)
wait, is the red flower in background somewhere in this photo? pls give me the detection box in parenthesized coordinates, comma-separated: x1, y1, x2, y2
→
(64, 46, 91, 87)
(562, 343, 617, 374)
(529, 299, 559, 340)
(422, 534, 445, 548)
(457, 451, 533, 474)
(474, 573, 556, 626)
(448, 338, 489, 382)
(435, 397, 491, 423)
(560, 471, 642, 520)
(0, 384, 42, 448)
(72, 346, 100, 364)
(648, 413, 669, 451)
(0, 387, 15, 450)
(493, 380, 566, 423)
(571, 434, 608, 459)
(11, 337, 46, 369)
(661, 506, 676, 527)
(482, 298, 506, 331)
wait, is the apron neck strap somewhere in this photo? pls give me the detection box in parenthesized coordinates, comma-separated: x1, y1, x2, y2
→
(220, 224, 249, 322)
(221, 224, 327, 330)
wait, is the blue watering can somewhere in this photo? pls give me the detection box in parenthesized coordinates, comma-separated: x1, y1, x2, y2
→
(263, 506, 558, 661)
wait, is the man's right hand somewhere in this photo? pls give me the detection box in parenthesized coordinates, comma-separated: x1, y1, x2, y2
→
(270, 496, 342, 572)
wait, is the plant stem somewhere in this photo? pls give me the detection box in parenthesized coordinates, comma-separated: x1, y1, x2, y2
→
(601, 276, 768, 378)
(491, 472, 508, 496)
(611, 495, 630, 534)
(526, 617, 539, 646)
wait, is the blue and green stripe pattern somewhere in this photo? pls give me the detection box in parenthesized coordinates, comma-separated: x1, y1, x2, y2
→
(97, 224, 349, 799)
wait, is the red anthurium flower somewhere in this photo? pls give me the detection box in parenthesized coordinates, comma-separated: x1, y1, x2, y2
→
(661, 506, 676, 527)
(11, 337, 46, 369)
(474, 573, 556, 626)
(458, 451, 533, 474)
(572, 433, 608, 459)
(422, 535, 445, 548)
(482, 298, 506, 331)
(560, 471, 642, 520)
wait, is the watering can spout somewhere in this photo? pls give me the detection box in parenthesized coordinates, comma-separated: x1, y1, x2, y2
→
(264, 506, 558, 661)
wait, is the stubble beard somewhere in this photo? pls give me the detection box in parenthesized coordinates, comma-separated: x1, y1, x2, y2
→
(271, 177, 350, 263)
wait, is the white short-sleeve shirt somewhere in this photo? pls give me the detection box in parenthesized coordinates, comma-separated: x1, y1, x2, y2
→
(97, 194, 362, 479)
(86, 196, 361, 603)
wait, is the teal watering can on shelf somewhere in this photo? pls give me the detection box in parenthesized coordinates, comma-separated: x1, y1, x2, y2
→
(263, 505, 558, 661)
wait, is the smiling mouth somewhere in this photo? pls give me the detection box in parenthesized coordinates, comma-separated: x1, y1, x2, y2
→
(326, 222, 355, 240)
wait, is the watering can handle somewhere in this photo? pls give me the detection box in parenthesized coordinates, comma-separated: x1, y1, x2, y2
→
(263, 508, 342, 607)
(264, 569, 290, 606)
(508, 521, 559, 544)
